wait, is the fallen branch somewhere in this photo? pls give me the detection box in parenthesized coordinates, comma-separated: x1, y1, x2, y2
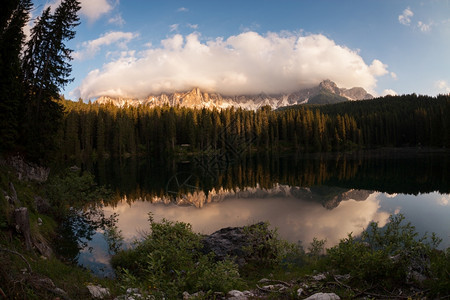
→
(256, 284, 281, 293)
(259, 278, 291, 286)
(0, 247, 32, 273)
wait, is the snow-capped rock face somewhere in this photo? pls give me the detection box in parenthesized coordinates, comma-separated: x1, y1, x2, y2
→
(95, 80, 373, 110)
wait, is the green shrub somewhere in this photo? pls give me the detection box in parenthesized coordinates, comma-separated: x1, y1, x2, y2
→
(45, 169, 110, 215)
(242, 222, 302, 268)
(112, 216, 243, 298)
(326, 214, 445, 289)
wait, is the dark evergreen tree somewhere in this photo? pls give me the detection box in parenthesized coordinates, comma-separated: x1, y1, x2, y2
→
(0, 0, 32, 152)
(21, 0, 81, 162)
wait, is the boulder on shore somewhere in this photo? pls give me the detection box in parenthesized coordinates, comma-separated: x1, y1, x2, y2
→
(201, 222, 274, 266)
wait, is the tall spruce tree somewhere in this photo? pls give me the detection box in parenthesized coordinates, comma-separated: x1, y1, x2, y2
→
(21, 0, 81, 162)
(0, 0, 32, 152)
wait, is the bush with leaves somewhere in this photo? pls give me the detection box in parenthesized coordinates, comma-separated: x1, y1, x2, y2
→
(111, 216, 243, 298)
(242, 222, 302, 269)
(326, 214, 447, 292)
(45, 168, 111, 215)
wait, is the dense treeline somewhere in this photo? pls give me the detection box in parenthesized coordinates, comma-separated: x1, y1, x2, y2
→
(57, 94, 449, 161)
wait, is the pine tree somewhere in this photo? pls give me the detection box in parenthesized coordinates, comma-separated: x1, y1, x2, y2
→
(21, 0, 81, 162)
(0, 0, 32, 152)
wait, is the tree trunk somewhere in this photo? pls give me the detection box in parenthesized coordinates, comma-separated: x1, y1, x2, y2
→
(9, 182, 21, 206)
(14, 207, 32, 251)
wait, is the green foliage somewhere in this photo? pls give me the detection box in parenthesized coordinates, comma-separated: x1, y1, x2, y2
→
(308, 237, 327, 258)
(242, 222, 301, 268)
(427, 247, 450, 297)
(112, 217, 243, 298)
(45, 168, 111, 215)
(326, 214, 447, 292)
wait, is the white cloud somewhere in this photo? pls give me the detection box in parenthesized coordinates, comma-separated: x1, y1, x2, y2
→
(369, 59, 389, 77)
(438, 195, 449, 206)
(187, 23, 199, 29)
(178, 7, 189, 12)
(383, 89, 398, 96)
(399, 7, 414, 25)
(76, 31, 390, 100)
(45, 0, 113, 22)
(80, 0, 113, 22)
(390, 72, 398, 80)
(169, 24, 179, 32)
(73, 31, 138, 60)
(417, 21, 433, 32)
(108, 14, 125, 26)
(436, 80, 450, 93)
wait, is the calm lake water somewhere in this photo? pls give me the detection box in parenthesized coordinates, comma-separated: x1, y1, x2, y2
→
(62, 150, 450, 277)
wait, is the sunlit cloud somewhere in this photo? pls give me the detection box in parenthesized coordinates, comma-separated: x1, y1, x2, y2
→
(382, 89, 398, 96)
(73, 31, 138, 60)
(438, 195, 449, 206)
(385, 193, 398, 198)
(435, 80, 450, 93)
(80, 0, 113, 23)
(399, 7, 414, 26)
(76, 31, 390, 100)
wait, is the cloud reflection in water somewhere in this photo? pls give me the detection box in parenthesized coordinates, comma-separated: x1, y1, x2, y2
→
(103, 186, 390, 248)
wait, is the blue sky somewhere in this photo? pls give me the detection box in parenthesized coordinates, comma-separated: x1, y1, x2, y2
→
(32, 0, 450, 100)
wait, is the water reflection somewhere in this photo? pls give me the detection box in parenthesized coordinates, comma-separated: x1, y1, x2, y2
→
(103, 186, 390, 247)
(83, 150, 449, 201)
(70, 151, 450, 277)
(81, 187, 450, 277)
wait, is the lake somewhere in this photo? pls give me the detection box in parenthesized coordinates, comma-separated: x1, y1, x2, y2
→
(62, 149, 450, 277)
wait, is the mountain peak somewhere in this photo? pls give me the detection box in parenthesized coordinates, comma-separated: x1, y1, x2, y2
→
(96, 81, 373, 110)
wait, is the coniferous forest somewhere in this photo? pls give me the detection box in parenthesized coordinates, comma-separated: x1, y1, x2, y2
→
(57, 94, 450, 161)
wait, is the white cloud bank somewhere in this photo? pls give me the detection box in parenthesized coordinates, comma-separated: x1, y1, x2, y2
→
(76, 31, 390, 100)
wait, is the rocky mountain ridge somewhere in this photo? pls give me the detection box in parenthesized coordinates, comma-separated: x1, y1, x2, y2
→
(95, 80, 373, 110)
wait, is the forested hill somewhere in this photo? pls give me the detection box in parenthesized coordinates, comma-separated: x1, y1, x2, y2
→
(57, 94, 449, 160)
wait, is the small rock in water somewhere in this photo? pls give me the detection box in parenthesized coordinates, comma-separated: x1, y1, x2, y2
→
(304, 292, 340, 300)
